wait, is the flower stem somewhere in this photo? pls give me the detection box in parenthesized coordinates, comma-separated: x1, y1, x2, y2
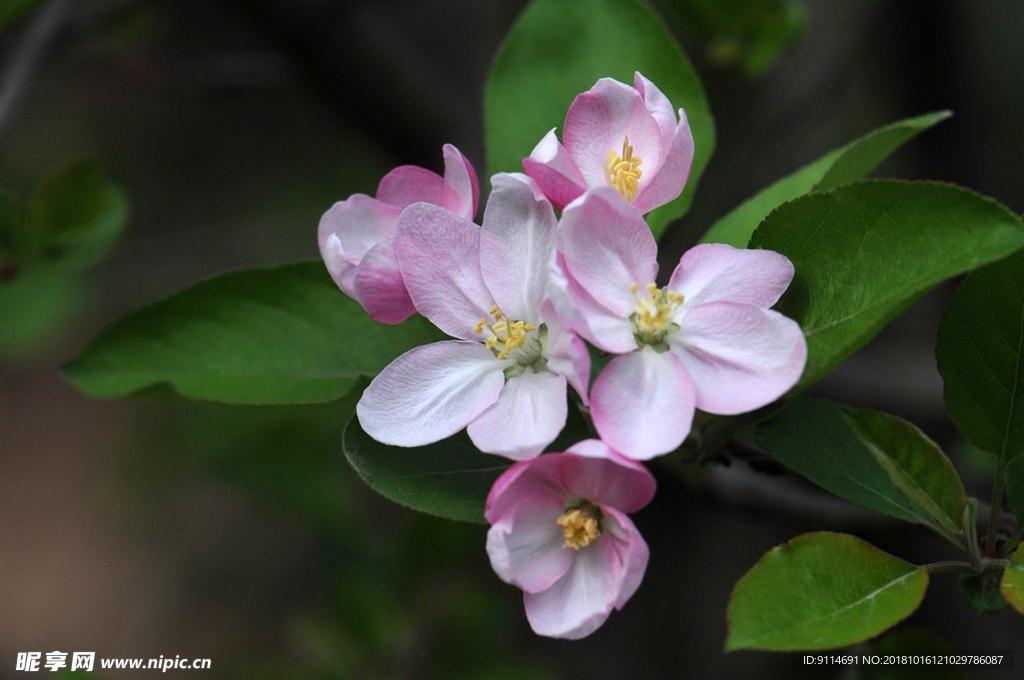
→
(985, 460, 1008, 557)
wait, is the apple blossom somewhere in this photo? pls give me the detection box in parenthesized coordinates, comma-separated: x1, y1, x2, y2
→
(485, 439, 655, 639)
(551, 187, 807, 460)
(356, 173, 589, 460)
(523, 72, 694, 213)
(318, 144, 479, 323)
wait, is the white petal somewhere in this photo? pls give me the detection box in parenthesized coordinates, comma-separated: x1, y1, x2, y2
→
(468, 370, 568, 460)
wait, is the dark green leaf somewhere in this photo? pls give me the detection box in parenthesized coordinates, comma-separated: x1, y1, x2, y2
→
(29, 158, 129, 269)
(485, 0, 714, 238)
(726, 532, 928, 651)
(1007, 457, 1024, 523)
(868, 628, 964, 680)
(62, 261, 444, 405)
(0, 264, 82, 358)
(958, 572, 1008, 614)
(0, 0, 44, 32)
(936, 249, 1024, 464)
(343, 417, 512, 524)
(1002, 543, 1024, 614)
(749, 180, 1024, 387)
(702, 111, 950, 247)
(756, 399, 966, 541)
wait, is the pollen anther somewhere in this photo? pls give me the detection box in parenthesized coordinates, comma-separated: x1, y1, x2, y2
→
(605, 136, 643, 202)
(557, 503, 602, 550)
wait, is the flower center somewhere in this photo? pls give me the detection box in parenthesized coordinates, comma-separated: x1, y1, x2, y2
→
(605, 136, 643, 202)
(630, 282, 683, 349)
(556, 502, 603, 550)
(474, 305, 545, 369)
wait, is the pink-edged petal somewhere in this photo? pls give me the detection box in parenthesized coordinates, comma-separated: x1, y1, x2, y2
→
(601, 507, 650, 608)
(480, 173, 557, 322)
(670, 302, 807, 415)
(468, 370, 568, 461)
(633, 72, 676, 146)
(394, 203, 496, 339)
(539, 300, 591, 404)
(563, 78, 663, 190)
(321, 233, 358, 299)
(318, 194, 401, 256)
(353, 239, 415, 324)
(631, 109, 694, 215)
(441, 143, 480, 221)
(558, 187, 658, 317)
(548, 254, 637, 354)
(522, 128, 587, 211)
(486, 494, 574, 593)
(356, 341, 506, 447)
(591, 346, 696, 460)
(667, 243, 794, 309)
(376, 165, 447, 210)
(559, 441, 656, 512)
(486, 455, 567, 523)
(523, 534, 623, 639)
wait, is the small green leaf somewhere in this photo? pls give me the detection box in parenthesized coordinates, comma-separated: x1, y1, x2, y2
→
(936, 249, 1024, 465)
(343, 417, 512, 524)
(0, 264, 82, 358)
(29, 158, 129, 269)
(62, 261, 444, 405)
(702, 111, 950, 247)
(1002, 543, 1024, 614)
(756, 399, 966, 540)
(726, 532, 928, 651)
(749, 180, 1024, 387)
(958, 572, 1008, 614)
(485, 0, 714, 238)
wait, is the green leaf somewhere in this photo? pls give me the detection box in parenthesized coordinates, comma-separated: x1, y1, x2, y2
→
(1002, 543, 1024, 614)
(29, 158, 129, 270)
(484, 0, 714, 238)
(958, 572, 1008, 614)
(342, 402, 592, 523)
(0, 265, 82, 358)
(936, 249, 1024, 465)
(749, 180, 1024, 387)
(62, 261, 444, 405)
(702, 111, 950, 248)
(343, 417, 512, 524)
(756, 399, 966, 540)
(726, 532, 929, 651)
(0, 0, 44, 32)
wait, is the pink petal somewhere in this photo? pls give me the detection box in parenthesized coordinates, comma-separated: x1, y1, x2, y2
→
(377, 165, 447, 210)
(560, 441, 657, 512)
(394, 203, 496, 339)
(557, 187, 658, 318)
(591, 347, 696, 460)
(563, 78, 663, 190)
(486, 456, 567, 524)
(441, 143, 480, 221)
(479, 173, 557, 322)
(468, 370, 568, 460)
(631, 108, 694, 215)
(671, 302, 807, 414)
(547, 253, 637, 354)
(522, 128, 586, 211)
(523, 534, 623, 639)
(538, 300, 591, 404)
(633, 72, 676, 145)
(318, 195, 402, 296)
(486, 494, 575, 593)
(356, 340, 506, 447)
(667, 243, 794, 309)
(353, 239, 415, 324)
(601, 507, 650, 608)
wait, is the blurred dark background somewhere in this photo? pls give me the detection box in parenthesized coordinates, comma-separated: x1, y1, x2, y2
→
(1, 0, 1022, 678)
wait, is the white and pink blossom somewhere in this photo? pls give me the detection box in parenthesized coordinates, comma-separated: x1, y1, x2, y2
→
(318, 144, 479, 323)
(485, 439, 655, 639)
(356, 173, 589, 460)
(523, 72, 694, 214)
(551, 187, 807, 460)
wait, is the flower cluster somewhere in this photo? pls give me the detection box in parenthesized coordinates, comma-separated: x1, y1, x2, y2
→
(319, 73, 807, 638)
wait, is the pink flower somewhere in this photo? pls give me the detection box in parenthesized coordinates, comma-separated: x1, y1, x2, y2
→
(356, 173, 590, 460)
(552, 187, 807, 460)
(318, 144, 479, 324)
(523, 72, 694, 214)
(485, 439, 655, 639)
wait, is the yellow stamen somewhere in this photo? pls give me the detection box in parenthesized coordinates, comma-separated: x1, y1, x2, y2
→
(556, 504, 602, 550)
(474, 306, 541, 363)
(632, 282, 684, 339)
(605, 136, 643, 201)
